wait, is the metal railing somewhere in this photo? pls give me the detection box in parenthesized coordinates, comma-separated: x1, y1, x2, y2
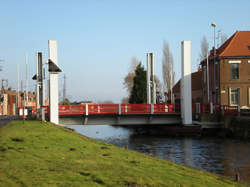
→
(23, 103, 241, 117)
(192, 103, 240, 115)
(58, 104, 178, 116)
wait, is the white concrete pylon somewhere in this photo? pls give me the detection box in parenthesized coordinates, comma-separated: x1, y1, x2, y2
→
(147, 53, 156, 104)
(147, 53, 151, 104)
(181, 41, 192, 125)
(48, 40, 59, 125)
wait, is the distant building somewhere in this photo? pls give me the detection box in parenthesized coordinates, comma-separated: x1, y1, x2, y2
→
(200, 31, 250, 108)
(0, 88, 36, 115)
(172, 70, 203, 103)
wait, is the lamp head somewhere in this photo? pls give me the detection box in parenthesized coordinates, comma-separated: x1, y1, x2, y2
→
(211, 23, 216, 27)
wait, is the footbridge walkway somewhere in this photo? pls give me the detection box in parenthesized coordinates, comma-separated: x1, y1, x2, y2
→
(50, 104, 181, 125)
(28, 103, 240, 126)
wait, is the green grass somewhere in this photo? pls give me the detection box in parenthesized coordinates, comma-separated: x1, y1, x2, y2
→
(0, 120, 248, 187)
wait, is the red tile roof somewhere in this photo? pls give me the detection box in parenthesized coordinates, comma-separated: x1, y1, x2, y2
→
(201, 31, 250, 63)
(219, 31, 250, 57)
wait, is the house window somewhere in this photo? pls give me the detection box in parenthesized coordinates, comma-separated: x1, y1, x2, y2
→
(230, 88, 240, 106)
(231, 63, 239, 80)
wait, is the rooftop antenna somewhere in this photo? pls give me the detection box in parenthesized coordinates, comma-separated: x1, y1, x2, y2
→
(217, 30, 222, 47)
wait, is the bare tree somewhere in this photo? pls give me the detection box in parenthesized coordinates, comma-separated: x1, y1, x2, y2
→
(154, 75, 163, 93)
(123, 57, 140, 97)
(129, 56, 140, 73)
(199, 36, 209, 61)
(121, 97, 129, 104)
(154, 75, 164, 103)
(162, 41, 174, 102)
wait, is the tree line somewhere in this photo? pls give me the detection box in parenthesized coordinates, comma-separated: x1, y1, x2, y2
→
(122, 41, 175, 104)
(123, 31, 228, 104)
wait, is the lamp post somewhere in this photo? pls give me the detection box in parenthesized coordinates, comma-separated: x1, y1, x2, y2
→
(211, 23, 216, 104)
(206, 52, 209, 103)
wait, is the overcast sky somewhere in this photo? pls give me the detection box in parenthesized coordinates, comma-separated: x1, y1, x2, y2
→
(0, 0, 250, 103)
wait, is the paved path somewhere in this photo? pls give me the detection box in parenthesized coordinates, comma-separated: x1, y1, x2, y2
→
(0, 116, 21, 128)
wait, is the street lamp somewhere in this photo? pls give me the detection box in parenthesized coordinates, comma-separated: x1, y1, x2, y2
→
(211, 23, 216, 104)
(206, 52, 209, 103)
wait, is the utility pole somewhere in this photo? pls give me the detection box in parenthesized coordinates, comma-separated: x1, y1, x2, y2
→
(21, 80, 23, 93)
(63, 74, 66, 102)
(17, 64, 20, 109)
(206, 52, 210, 103)
(0, 59, 4, 72)
(25, 54, 28, 107)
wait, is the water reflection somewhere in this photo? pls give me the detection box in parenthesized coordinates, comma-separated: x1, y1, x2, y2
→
(68, 125, 250, 182)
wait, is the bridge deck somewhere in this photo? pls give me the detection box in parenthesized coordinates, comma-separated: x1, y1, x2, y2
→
(59, 113, 181, 126)
(30, 103, 240, 126)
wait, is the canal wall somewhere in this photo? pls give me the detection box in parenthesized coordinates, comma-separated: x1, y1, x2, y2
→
(224, 116, 250, 139)
(198, 113, 250, 139)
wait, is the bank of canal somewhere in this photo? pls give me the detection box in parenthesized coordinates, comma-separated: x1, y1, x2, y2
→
(0, 120, 246, 186)
(68, 124, 250, 183)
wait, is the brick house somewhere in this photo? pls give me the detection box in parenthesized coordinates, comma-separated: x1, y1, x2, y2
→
(0, 88, 36, 115)
(200, 31, 250, 108)
(172, 70, 203, 103)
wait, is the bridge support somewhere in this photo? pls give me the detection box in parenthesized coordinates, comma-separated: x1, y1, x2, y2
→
(49, 40, 59, 125)
(210, 102, 213, 114)
(35, 52, 45, 120)
(147, 53, 156, 104)
(181, 41, 192, 125)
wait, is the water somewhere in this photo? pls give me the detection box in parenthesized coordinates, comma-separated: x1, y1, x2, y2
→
(68, 125, 250, 182)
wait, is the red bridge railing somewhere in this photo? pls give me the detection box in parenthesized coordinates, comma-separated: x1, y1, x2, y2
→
(192, 103, 240, 115)
(58, 104, 178, 116)
(88, 104, 119, 115)
(121, 104, 151, 114)
(28, 103, 240, 117)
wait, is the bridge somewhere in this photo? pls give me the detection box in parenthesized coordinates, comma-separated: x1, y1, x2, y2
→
(29, 103, 239, 126)
(50, 104, 180, 125)
(26, 102, 241, 126)
(30, 40, 241, 126)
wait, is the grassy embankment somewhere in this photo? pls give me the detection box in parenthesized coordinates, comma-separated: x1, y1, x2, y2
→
(0, 121, 248, 186)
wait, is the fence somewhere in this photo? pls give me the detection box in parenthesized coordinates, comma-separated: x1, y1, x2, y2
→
(192, 103, 240, 115)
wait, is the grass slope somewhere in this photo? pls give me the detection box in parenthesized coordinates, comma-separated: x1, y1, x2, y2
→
(0, 121, 247, 187)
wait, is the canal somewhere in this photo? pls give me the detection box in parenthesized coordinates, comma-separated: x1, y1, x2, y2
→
(68, 125, 250, 182)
